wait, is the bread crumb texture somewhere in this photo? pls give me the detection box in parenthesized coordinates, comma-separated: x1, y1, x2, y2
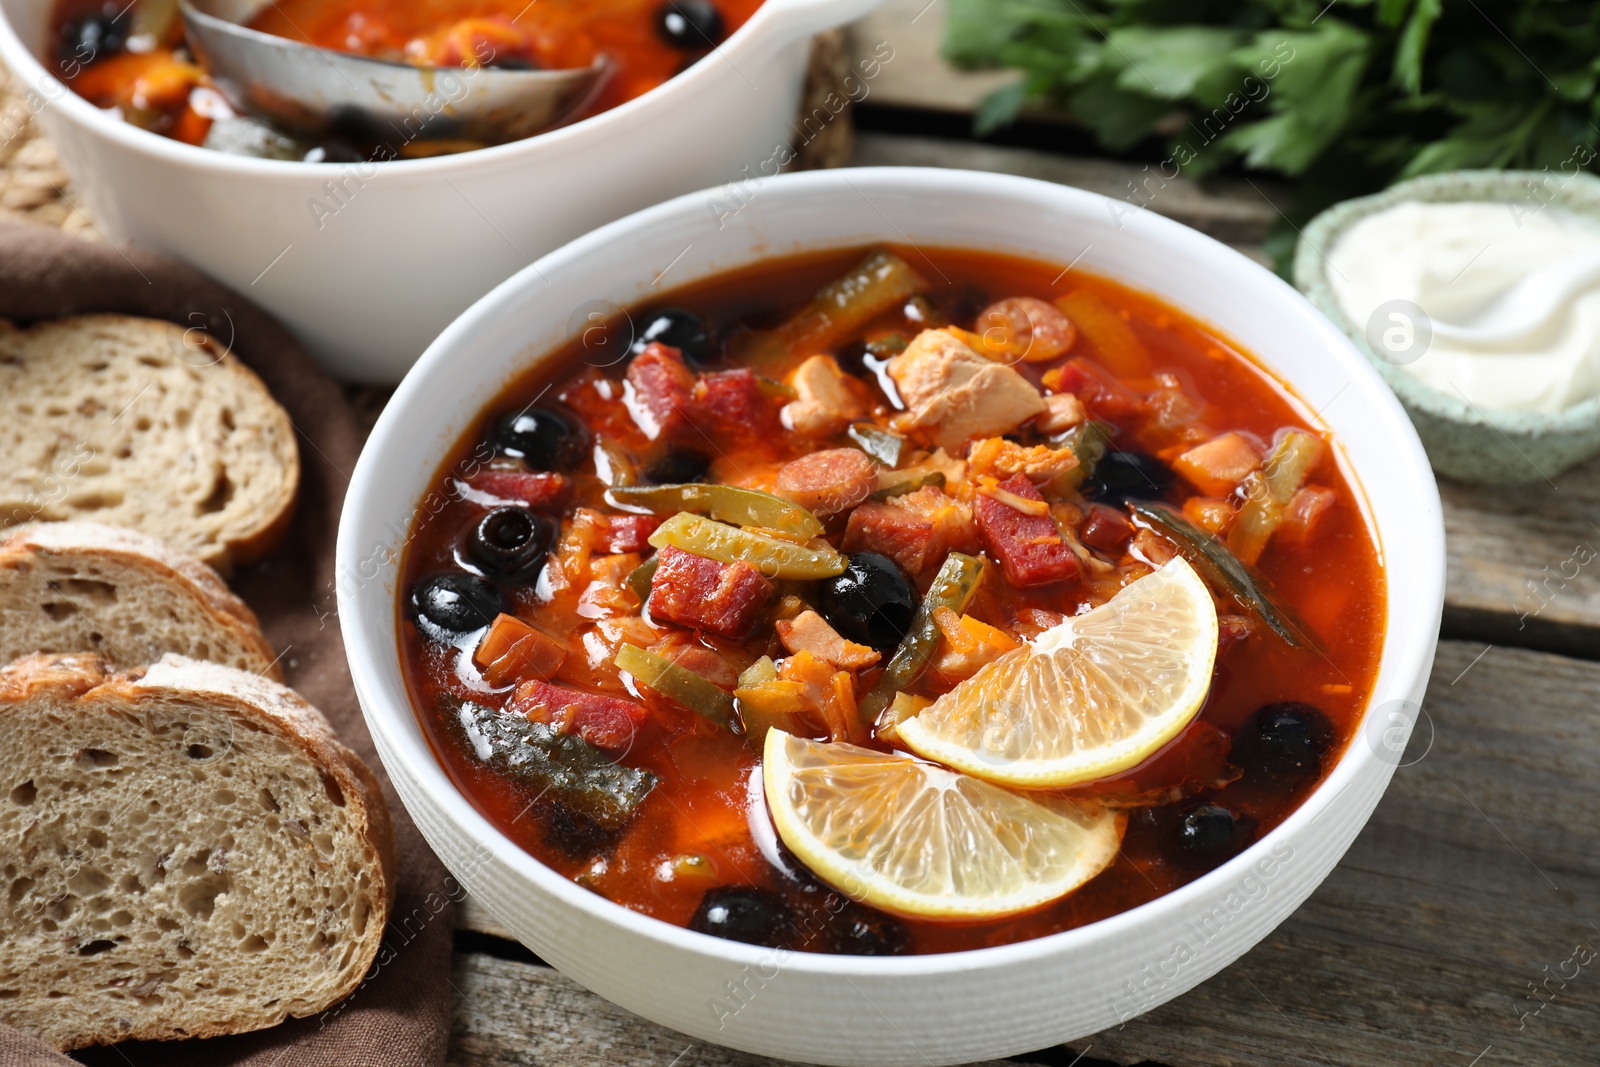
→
(0, 315, 299, 571)
(0, 654, 389, 1050)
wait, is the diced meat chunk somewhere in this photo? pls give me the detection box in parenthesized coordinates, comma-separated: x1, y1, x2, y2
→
(464, 470, 571, 509)
(1079, 503, 1134, 553)
(776, 610, 881, 670)
(625, 342, 697, 439)
(599, 513, 660, 553)
(887, 329, 1046, 451)
(783, 354, 867, 437)
(842, 486, 976, 576)
(1047, 357, 1146, 421)
(506, 679, 647, 750)
(775, 448, 877, 515)
(692, 368, 781, 444)
(1035, 392, 1087, 435)
(967, 437, 1078, 485)
(974, 474, 1081, 586)
(1173, 432, 1262, 497)
(976, 297, 1077, 362)
(648, 545, 773, 638)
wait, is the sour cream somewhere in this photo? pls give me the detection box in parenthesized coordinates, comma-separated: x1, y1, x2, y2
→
(1326, 200, 1600, 413)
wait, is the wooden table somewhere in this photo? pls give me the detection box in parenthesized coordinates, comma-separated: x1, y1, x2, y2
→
(443, 6, 1600, 1065)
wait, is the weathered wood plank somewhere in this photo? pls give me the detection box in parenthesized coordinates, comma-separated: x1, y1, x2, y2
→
(448, 951, 1045, 1067)
(852, 132, 1280, 247)
(846, 0, 1021, 115)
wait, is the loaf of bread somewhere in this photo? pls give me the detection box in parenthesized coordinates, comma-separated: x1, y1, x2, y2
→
(0, 653, 394, 1050)
(0, 314, 299, 572)
(0, 522, 280, 677)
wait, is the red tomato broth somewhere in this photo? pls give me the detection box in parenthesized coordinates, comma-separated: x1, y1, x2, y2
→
(398, 246, 1386, 955)
(50, 0, 762, 151)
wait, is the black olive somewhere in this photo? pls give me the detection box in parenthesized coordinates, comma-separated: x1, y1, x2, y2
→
(1232, 701, 1335, 783)
(655, 0, 725, 49)
(488, 55, 538, 70)
(409, 572, 506, 637)
(58, 4, 128, 64)
(644, 448, 713, 484)
(467, 507, 553, 581)
(1085, 450, 1175, 505)
(688, 887, 792, 947)
(631, 307, 718, 367)
(490, 406, 585, 471)
(830, 906, 911, 956)
(818, 552, 919, 653)
(1171, 802, 1255, 864)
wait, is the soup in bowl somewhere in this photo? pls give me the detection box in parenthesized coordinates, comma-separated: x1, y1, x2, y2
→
(337, 167, 1444, 1065)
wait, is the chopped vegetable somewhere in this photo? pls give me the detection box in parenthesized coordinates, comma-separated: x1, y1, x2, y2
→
(927, 607, 1021, 686)
(648, 512, 846, 580)
(869, 470, 945, 502)
(858, 551, 986, 728)
(733, 680, 811, 748)
(739, 656, 779, 687)
(610, 482, 823, 538)
(969, 437, 1079, 487)
(1127, 500, 1316, 650)
(1054, 291, 1151, 378)
(779, 251, 925, 353)
(624, 556, 659, 602)
(1173, 432, 1263, 498)
(848, 422, 907, 468)
(615, 643, 739, 732)
(1226, 430, 1325, 565)
(756, 376, 798, 400)
(472, 613, 568, 687)
(1050, 419, 1113, 491)
(445, 697, 655, 831)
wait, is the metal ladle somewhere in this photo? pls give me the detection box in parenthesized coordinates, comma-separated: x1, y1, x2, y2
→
(178, 0, 609, 147)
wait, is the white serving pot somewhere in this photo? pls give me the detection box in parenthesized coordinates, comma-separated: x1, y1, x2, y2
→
(0, 0, 877, 380)
(337, 168, 1444, 1065)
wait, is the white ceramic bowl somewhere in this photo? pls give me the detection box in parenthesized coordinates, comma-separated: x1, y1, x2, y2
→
(0, 0, 875, 381)
(338, 168, 1445, 1066)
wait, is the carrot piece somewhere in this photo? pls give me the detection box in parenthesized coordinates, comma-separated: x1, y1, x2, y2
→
(1054, 291, 1152, 378)
(473, 613, 568, 688)
(1173, 432, 1262, 497)
(1182, 496, 1235, 537)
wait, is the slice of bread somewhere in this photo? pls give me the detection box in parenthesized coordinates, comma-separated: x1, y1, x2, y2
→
(0, 314, 300, 573)
(0, 653, 394, 1051)
(0, 522, 280, 679)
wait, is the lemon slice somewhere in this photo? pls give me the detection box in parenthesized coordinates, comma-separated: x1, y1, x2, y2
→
(763, 729, 1123, 920)
(896, 557, 1219, 789)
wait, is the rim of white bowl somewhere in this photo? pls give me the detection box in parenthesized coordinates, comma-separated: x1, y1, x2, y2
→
(340, 166, 1445, 976)
(0, 0, 847, 177)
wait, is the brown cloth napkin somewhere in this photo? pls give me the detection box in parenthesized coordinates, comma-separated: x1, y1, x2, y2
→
(0, 222, 453, 1067)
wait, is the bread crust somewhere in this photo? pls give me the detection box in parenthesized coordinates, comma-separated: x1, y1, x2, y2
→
(0, 314, 300, 573)
(0, 652, 394, 1050)
(0, 522, 282, 679)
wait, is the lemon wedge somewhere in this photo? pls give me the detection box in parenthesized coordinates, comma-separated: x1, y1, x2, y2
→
(762, 729, 1123, 920)
(896, 557, 1219, 789)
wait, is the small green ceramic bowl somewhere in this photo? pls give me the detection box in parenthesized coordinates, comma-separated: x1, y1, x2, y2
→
(1295, 169, 1600, 485)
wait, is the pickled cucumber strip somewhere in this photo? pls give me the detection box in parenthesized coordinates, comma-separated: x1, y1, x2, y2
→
(611, 483, 823, 539)
(647, 513, 846, 580)
(443, 698, 655, 830)
(858, 552, 986, 728)
(849, 423, 907, 468)
(615, 644, 739, 733)
(1128, 500, 1315, 650)
(625, 556, 659, 602)
(1226, 430, 1325, 566)
(779, 250, 926, 352)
